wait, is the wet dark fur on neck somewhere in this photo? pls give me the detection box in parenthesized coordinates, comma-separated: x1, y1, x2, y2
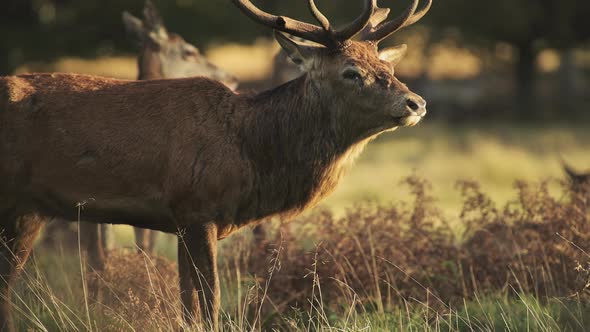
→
(237, 76, 371, 221)
(137, 49, 163, 80)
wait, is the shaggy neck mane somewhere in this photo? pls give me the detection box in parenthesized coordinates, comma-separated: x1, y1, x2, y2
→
(238, 75, 371, 220)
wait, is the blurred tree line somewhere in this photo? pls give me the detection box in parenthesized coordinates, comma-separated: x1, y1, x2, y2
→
(0, 0, 381, 74)
(1, 0, 589, 118)
(430, 0, 590, 117)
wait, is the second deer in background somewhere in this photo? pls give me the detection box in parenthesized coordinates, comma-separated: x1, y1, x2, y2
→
(86, 0, 239, 263)
(123, 1, 238, 88)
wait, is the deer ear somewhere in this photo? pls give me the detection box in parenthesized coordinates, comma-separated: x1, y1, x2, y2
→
(274, 31, 319, 71)
(379, 44, 407, 67)
(122, 12, 145, 41)
(123, 11, 167, 49)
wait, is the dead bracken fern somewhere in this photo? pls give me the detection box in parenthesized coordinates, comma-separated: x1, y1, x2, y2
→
(81, 176, 589, 329)
(85, 249, 181, 331)
(239, 176, 590, 319)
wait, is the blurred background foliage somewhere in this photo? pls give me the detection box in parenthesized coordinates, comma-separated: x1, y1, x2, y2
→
(1, 0, 589, 122)
(2, 0, 371, 73)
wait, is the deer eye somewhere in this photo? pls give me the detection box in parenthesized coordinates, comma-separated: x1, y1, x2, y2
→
(342, 69, 362, 80)
(342, 69, 363, 82)
(181, 46, 198, 59)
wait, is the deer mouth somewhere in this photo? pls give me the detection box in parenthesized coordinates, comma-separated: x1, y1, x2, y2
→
(392, 113, 424, 127)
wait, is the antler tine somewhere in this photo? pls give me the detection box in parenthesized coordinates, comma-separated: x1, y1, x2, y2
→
(358, 5, 390, 40)
(232, 0, 334, 47)
(364, 0, 418, 42)
(308, 0, 332, 32)
(364, 0, 432, 43)
(334, 0, 377, 41)
(402, 0, 432, 27)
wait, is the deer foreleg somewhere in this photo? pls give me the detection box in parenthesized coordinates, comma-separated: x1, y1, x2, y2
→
(177, 222, 219, 331)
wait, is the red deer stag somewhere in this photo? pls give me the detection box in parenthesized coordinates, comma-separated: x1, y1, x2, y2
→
(0, 0, 431, 330)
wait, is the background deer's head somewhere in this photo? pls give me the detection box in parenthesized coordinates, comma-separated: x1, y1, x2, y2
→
(123, 0, 238, 90)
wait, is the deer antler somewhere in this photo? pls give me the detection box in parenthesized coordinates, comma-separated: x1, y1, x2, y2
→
(307, 0, 331, 33)
(358, 6, 391, 40)
(232, 0, 376, 49)
(362, 0, 432, 44)
(332, 0, 377, 41)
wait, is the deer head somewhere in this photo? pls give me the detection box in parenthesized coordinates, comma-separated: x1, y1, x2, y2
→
(122, 0, 238, 89)
(234, 0, 430, 135)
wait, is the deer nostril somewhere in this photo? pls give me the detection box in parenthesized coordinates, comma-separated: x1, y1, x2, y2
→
(406, 98, 419, 111)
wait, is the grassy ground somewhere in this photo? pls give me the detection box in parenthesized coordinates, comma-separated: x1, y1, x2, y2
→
(9, 123, 590, 331)
(13, 254, 590, 332)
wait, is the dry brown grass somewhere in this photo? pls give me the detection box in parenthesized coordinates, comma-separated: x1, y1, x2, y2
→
(85, 249, 181, 331)
(459, 179, 590, 300)
(231, 176, 590, 328)
(82, 177, 589, 330)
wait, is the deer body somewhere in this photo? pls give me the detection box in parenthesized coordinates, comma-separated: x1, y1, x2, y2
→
(2, 72, 374, 234)
(3, 75, 230, 229)
(0, 0, 432, 330)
